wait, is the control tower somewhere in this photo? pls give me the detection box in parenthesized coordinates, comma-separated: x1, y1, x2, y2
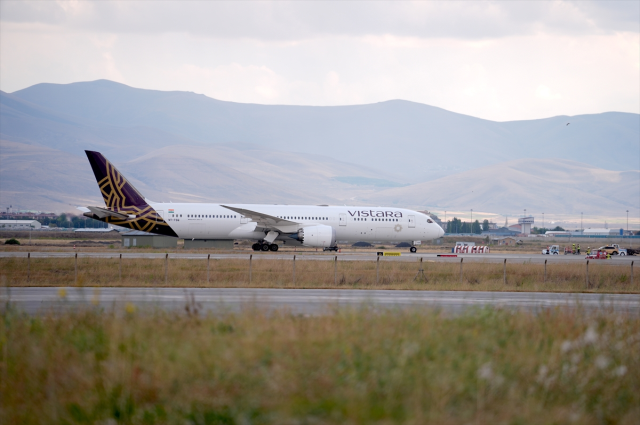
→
(518, 216, 534, 235)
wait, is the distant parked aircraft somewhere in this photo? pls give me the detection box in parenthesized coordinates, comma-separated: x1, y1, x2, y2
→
(79, 151, 444, 252)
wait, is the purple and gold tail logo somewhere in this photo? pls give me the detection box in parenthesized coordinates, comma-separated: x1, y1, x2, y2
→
(85, 151, 177, 237)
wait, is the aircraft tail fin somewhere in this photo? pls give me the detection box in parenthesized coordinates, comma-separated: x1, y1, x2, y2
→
(83, 150, 178, 237)
(85, 150, 148, 209)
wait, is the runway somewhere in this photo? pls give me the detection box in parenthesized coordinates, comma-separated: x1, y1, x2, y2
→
(0, 251, 636, 265)
(3, 287, 639, 315)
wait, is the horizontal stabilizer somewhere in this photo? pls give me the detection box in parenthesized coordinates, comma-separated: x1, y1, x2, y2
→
(84, 206, 134, 220)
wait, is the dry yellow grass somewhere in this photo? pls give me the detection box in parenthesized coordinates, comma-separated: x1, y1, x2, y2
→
(1, 256, 637, 293)
(1, 306, 639, 424)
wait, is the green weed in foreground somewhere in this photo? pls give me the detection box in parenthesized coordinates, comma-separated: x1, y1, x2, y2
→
(1, 306, 639, 424)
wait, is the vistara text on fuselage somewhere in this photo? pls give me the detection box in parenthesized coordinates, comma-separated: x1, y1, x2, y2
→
(79, 151, 444, 252)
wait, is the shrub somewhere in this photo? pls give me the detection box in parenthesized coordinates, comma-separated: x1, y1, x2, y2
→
(4, 238, 20, 245)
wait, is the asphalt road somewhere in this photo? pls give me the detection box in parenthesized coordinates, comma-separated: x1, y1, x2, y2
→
(0, 251, 635, 265)
(3, 287, 639, 315)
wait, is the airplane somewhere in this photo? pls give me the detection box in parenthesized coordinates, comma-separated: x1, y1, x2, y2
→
(78, 151, 444, 252)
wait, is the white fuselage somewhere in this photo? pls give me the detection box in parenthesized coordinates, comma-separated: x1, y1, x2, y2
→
(151, 203, 444, 243)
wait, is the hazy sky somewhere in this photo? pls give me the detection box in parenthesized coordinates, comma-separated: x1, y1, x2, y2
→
(1, 1, 638, 121)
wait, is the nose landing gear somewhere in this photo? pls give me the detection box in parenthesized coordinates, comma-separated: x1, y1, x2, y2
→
(410, 246, 417, 253)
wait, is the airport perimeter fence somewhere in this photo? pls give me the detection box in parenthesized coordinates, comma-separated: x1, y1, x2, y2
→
(0, 253, 638, 291)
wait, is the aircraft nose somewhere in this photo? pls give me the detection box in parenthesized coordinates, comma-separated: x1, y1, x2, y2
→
(438, 225, 445, 238)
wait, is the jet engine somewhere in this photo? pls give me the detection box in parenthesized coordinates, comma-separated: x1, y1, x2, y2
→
(295, 225, 336, 248)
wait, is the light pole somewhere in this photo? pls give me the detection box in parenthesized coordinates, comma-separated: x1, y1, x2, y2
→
(471, 209, 473, 234)
(581, 212, 583, 234)
(627, 210, 629, 237)
(542, 213, 545, 231)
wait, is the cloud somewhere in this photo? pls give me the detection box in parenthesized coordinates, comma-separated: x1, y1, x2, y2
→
(0, 1, 638, 121)
(167, 63, 289, 102)
(1, 1, 638, 40)
(535, 84, 562, 100)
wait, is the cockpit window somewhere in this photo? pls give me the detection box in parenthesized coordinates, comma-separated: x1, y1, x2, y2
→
(427, 219, 433, 223)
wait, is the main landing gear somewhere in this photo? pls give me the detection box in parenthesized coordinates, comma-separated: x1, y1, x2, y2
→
(410, 247, 418, 253)
(252, 242, 278, 252)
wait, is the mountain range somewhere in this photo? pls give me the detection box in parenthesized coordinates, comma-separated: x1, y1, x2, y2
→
(1, 80, 638, 223)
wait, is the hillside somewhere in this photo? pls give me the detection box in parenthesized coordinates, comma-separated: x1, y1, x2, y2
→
(0, 140, 400, 212)
(2, 139, 637, 219)
(364, 158, 639, 216)
(1, 80, 638, 220)
(4, 80, 639, 183)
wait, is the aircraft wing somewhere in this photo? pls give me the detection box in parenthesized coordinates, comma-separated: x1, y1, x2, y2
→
(221, 205, 298, 231)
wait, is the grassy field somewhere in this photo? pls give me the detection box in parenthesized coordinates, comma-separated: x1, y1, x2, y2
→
(1, 256, 637, 292)
(1, 305, 638, 424)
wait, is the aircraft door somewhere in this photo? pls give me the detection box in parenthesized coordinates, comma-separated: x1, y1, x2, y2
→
(408, 215, 415, 228)
(339, 213, 347, 226)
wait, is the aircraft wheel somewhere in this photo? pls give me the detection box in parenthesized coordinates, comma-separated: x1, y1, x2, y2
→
(410, 247, 417, 253)
(252, 243, 261, 251)
(269, 244, 279, 252)
(261, 244, 270, 252)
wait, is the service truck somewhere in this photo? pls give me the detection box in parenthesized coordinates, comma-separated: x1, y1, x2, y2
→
(542, 245, 560, 255)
